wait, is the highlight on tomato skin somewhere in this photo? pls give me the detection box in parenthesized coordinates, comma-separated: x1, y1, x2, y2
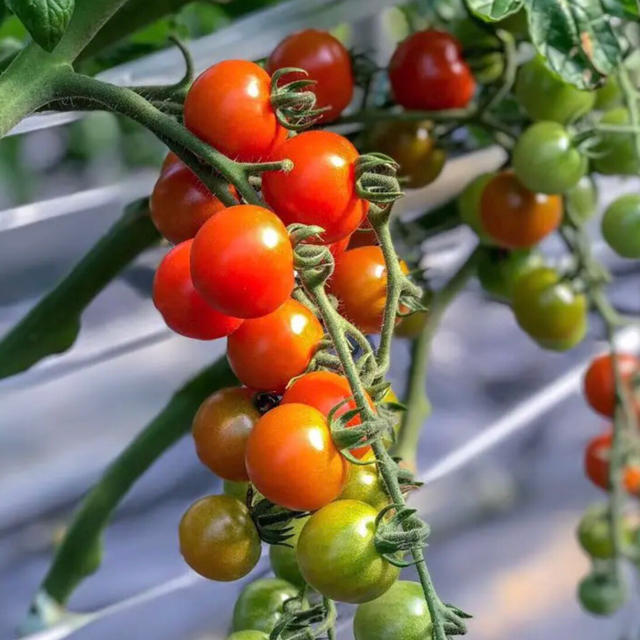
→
(583, 353, 640, 418)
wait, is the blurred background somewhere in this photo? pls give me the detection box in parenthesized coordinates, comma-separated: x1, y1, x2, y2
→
(1, 1, 639, 638)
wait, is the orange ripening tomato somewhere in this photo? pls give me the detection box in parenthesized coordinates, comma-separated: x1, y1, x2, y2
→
(226, 299, 323, 392)
(266, 29, 354, 123)
(192, 387, 261, 481)
(152, 240, 242, 340)
(584, 432, 640, 495)
(245, 403, 348, 511)
(480, 171, 563, 248)
(150, 153, 235, 244)
(184, 60, 287, 161)
(262, 131, 368, 244)
(584, 353, 640, 418)
(282, 371, 372, 458)
(330, 246, 408, 334)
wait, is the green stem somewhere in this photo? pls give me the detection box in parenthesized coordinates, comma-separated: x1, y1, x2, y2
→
(618, 67, 640, 163)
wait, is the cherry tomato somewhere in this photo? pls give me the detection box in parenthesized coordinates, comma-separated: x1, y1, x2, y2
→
(353, 580, 432, 640)
(192, 387, 260, 481)
(296, 499, 399, 603)
(227, 632, 268, 640)
(577, 503, 635, 559)
(245, 403, 348, 511)
(395, 310, 429, 339)
(578, 572, 627, 616)
(184, 60, 287, 162)
(262, 131, 368, 244)
(281, 371, 372, 458)
(266, 29, 353, 123)
(457, 172, 495, 243)
(512, 267, 587, 351)
(150, 153, 234, 244)
(389, 30, 475, 110)
(602, 195, 640, 259)
(330, 246, 409, 334)
(226, 299, 323, 392)
(366, 121, 446, 189)
(515, 56, 595, 124)
(476, 247, 543, 301)
(565, 175, 598, 224)
(593, 108, 640, 175)
(329, 235, 351, 261)
(232, 577, 298, 634)
(348, 220, 378, 249)
(594, 77, 622, 110)
(152, 241, 242, 340)
(480, 171, 563, 249)
(178, 495, 261, 581)
(584, 352, 640, 417)
(584, 432, 640, 494)
(191, 204, 294, 319)
(513, 122, 587, 194)
(339, 454, 389, 511)
(269, 516, 308, 588)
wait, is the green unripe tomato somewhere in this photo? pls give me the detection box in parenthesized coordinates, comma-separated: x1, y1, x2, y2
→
(339, 455, 390, 511)
(578, 572, 627, 616)
(476, 247, 543, 301)
(269, 516, 308, 589)
(601, 194, 640, 258)
(353, 581, 432, 640)
(232, 578, 298, 634)
(223, 479, 250, 502)
(457, 172, 495, 243)
(565, 175, 598, 224)
(593, 108, 640, 175)
(470, 51, 505, 85)
(515, 56, 595, 123)
(594, 77, 622, 110)
(513, 122, 587, 194)
(577, 504, 635, 559)
(227, 632, 269, 640)
(512, 267, 588, 351)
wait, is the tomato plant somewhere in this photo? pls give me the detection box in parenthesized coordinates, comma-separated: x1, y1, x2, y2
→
(476, 247, 543, 301)
(583, 352, 640, 417)
(232, 577, 298, 634)
(457, 172, 494, 242)
(577, 504, 635, 559)
(584, 432, 640, 495)
(593, 108, 640, 176)
(269, 516, 308, 588)
(339, 454, 389, 511)
(601, 195, 640, 259)
(578, 572, 627, 616)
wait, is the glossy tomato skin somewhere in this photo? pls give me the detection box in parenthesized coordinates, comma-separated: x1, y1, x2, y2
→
(330, 246, 408, 334)
(329, 234, 351, 261)
(457, 172, 495, 243)
(192, 387, 260, 481)
(476, 247, 543, 301)
(515, 56, 595, 124)
(269, 516, 308, 588)
(481, 171, 563, 249)
(512, 267, 587, 351)
(267, 29, 353, 123)
(262, 131, 368, 244)
(593, 108, 640, 175)
(281, 371, 372, 458)
(566, 175, 598, 224)
(245, 404, 348, 511)
(178, 495, 261, 581)
(577, 504, 635, 559)
(602, 195, 640, 259)
(513, 122, 587, 194)
(184, 60, 287, 162)
(297, 499, 399, 603)
(389, 30, 475, 110)
(339, 453, 389, 511)
(584, 432, 640, 494)
(232, 577, 298, 634)
(152, 241, 242, 340)
(578, 573, 627, 616)
(353, 580, 432, 640)
(191, 205, 294, 319)
(150, 153, 232, 244)
(584, 353, 639, 417)
(226, 299, 323, 392)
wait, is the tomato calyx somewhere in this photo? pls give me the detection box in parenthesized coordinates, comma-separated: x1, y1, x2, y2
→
(374, 503, 430, 565)
(270, 591, 336, 640)
(249, 492, 309, 546)
(355, 153, 404, 205)
(253, 392, 281, 415)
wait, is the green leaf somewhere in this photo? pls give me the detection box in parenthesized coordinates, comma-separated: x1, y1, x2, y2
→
(602, 0, 639, 18)
(465, 0, 523, 21)
(523, 0, 623, 89)
(0, 199, 160, 381)
(9, 0, 75, 51)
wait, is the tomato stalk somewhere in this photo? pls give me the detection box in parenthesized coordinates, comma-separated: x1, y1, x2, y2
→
(618, 66, 640, 167)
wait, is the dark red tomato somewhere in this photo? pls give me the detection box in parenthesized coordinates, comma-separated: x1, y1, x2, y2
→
(191, 204, 294, 319)
(184, 60, 287, 162)
(267, 29, 354, 123)
(281, 371, 372, 458)
(152, 241, 242, 340)
(262, 131, 368, 244)
(584, 432, 640, 495)
(245, 403, 348, 511)
(348, 220, 378, 249)
(226, 299, 323, 392)
(389, 30, 475, 110)
(329, 235, 351, 261)
(584, 353, 640, 417)
(150, 153, 235, 244)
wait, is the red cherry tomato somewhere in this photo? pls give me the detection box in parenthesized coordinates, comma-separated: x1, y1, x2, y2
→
(329, 235, 351, 261)
(584, 432, 640, 495)
(389, 30, 475, 110)
(281, 371, 372, 458)
(348, 220, 378, 249)
(184, 60, 287, 162)
(226, 299, 323, 392)
(245, 403, 348, 511)
(262, 131, 368, 244)
(152, 241, 242, 340)
(584, 353, 640, 417)
(191, 204, 294, 319)
(150, 153, 235, 244)
(266, 29, 354, 123)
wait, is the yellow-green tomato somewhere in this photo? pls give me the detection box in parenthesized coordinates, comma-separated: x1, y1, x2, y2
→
(227, 633, 269, 640)
(594, 77, 621, 110)
(577, 504, 635, 559)
(578, 572, 627, 616)
(269, 516, 308, 588)
(353, 581, 432, 640)
(457, 172, 494, 242)
(476, 247, 543, 301)
(512, 267, 587, 351)
(232, 578, 298, 633)
(593, 108, 640, 175)
(296, 499, 399, 603)
(601, 194, 640, 259)
(339, 455, 390, 511)
(565, 175, 598, 224)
